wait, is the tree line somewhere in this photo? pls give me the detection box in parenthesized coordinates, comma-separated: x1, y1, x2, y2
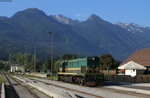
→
(0, 53, 120, 72)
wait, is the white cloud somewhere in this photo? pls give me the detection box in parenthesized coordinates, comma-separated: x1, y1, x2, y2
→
(75, 14, 84, 17)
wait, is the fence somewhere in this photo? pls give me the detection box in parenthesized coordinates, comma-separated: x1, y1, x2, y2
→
(101, 70, 116, 75)
(134, 75, 150, 83)
(105, 75, 150, 83)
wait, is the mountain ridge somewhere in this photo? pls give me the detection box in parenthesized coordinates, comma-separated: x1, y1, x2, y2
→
(0, 8, 150, 61)
(115, 22, 150, 41)
(50, 14, 80, 25)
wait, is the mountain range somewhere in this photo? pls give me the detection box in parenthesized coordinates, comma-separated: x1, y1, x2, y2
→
(0, 8, 150, 61)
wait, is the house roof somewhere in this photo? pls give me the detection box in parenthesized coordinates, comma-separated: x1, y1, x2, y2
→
(121, 48, 150, 66)
(118, 61, 146, 70)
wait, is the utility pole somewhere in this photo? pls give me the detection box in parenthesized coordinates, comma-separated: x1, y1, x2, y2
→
(34, 45, 36, 72)
(9, 54, 11, 71)
(9, 54, 11, 66)
(49, 32, 54, 77)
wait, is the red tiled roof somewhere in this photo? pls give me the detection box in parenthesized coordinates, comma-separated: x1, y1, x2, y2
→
(121, 48, 150, 66)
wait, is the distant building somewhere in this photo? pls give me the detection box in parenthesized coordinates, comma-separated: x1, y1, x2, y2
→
(10, 64, 25, 72)
(120, 48, 150, 75)
(118, 61, 146, 77)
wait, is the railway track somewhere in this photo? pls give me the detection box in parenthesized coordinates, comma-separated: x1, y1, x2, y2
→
(4, 74, 49, 98)
(15, 75, 142, 98)
(14, 75, 103, 98)
(31, 78, 103, 98)
(26, 78, 149, 98)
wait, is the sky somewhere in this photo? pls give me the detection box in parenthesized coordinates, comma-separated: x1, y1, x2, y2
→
(0, 0, 150, 26)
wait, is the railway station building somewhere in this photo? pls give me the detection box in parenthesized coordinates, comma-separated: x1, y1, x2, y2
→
(119, 48, 150, 75)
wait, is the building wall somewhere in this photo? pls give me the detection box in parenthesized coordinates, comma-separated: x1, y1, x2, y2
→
(10, 66, 16, 72)
(10, 65, 25, 72)
(125, 69, 136, 77)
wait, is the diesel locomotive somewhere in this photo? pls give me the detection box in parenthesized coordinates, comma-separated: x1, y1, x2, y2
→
(58, 57, 104, 86)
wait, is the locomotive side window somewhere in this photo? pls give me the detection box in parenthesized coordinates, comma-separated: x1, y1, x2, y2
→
(62, 62, 67, 72)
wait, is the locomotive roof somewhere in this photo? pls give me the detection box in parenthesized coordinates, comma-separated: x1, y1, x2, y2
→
(60, 56, 99, 63)
(68, 58, 87, 62)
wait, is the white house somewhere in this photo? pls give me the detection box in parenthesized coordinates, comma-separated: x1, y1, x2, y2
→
(118, 61, 146, 77)
(10, 64, 25, 72)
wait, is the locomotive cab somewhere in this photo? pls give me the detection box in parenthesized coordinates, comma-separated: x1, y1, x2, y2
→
(87, 57, 100, 73)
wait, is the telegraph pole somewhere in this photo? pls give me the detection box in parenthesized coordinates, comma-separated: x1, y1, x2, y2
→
(9, 54, 11, 66)
(9, 54, 11, 71)
(34, 45, 36, 72)
(49, 32, 53, 77)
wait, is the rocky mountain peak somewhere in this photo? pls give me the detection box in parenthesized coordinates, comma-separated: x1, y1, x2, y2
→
(87, 14, 103, 21)
(114, 22, 145, 33)
(11, 8, 47, 19)
(50, 14, 79, 25)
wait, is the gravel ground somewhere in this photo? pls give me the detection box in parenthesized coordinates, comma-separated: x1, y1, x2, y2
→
(104, 81, 150, 97)
(25, 86, 50, 98)
(16, 76, 103, 98)
(5, 75, 36, 98)
(5, 74, 52, 98)
(105, 81, 150, 88)
(29, 77, 142, 98)
(132, 83, 150, 87)
(15, 76, 77, 98)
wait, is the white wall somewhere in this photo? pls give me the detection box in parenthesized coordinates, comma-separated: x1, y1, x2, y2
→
(10, 66, 15, 72)
(125, 69, 136, 77)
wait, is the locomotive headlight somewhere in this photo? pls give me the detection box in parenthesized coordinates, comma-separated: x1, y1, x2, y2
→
(92, 57, 95, 61)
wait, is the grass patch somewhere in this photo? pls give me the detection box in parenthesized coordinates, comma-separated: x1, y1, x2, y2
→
(47, 75, 58, 80)
(0, 74, 6, 83)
